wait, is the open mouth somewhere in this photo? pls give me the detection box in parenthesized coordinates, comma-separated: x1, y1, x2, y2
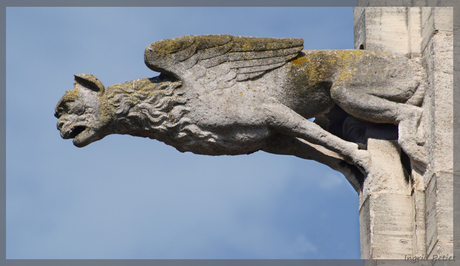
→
(68, 126, 87, 139)
(58, 119, 99, 147)
(58, 119, 101, 147)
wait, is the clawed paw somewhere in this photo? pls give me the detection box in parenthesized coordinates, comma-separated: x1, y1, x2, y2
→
(400, 142, 428, 171)
(397, 105, 423, 124)
(398, 105, 427, 171)
(352, 149, 371, 174)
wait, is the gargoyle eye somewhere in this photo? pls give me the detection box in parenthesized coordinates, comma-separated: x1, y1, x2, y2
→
(72, 103, 85, 115)
(62, 103, 71, 113)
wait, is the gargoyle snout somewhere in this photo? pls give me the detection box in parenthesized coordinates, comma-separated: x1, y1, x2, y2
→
(54, 109, 62, 119)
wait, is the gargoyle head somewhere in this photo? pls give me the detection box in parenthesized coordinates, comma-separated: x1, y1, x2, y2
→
(55, 74, 110, 147)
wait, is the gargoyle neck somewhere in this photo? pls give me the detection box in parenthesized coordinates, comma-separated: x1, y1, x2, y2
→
(100, 77, 187, 139)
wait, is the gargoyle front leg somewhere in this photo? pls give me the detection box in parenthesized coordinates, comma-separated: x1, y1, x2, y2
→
(264, 104, 371, 173)
(263, 134, 364, 191)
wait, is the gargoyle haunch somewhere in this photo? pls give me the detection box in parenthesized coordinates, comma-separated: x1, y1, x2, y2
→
(55, 34, 427, 180)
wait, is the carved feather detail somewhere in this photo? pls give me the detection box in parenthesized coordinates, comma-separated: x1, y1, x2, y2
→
(144, 34, 304, 84)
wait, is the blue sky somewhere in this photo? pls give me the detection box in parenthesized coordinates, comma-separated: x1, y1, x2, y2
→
(6, 7, 360, 259)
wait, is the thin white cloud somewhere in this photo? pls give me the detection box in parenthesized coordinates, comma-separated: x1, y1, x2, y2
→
(318, 172, 345, 190)
(293, 234, 319, 253)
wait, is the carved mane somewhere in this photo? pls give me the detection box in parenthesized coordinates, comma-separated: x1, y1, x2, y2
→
(105, 76, 217, 149)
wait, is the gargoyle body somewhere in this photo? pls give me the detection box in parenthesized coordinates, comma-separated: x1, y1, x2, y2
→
(55, 35, 426, 188)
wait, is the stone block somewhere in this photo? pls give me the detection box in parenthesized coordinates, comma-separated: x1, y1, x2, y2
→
(436, 173, 453, 231)
(353, 7, 425, 57)
(359, 140, 411, 209)
(423, 31, 454, 180)
(412, 185, 427, 257)
(355, 5, 454, 260)
(360, 197, 371, 259)
(360, 194, 414, 259)
(421, 7, 453, 55)
(425, 174, 439, 254)
(353, 7, 366, 50)
(425, 172, 453, 258)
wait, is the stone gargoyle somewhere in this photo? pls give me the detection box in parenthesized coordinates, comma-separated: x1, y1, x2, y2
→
(55, 35, 427, 189)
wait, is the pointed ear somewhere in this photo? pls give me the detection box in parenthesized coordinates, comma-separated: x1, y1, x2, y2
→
(74, 74, 105, 94)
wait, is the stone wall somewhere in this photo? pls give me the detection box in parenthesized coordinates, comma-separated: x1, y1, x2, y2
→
(354, 6, 454, 261)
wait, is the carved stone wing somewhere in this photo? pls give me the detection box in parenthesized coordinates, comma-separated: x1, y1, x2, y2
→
(144, 34, 303, 90)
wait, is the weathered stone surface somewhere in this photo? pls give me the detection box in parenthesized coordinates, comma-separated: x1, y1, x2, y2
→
(412, 170, 427, 258)
(425, 172, 454, 258)
(359, 139, 413, 259)
(354, 7, 423, 57)
(52, 4, 455, 261)
(355, 5, 454, 260)
(366, 194, 414, 259)
(420, 9, 454, 260)
(55, 34, 428, 188)
(423, 31, 454, 178)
